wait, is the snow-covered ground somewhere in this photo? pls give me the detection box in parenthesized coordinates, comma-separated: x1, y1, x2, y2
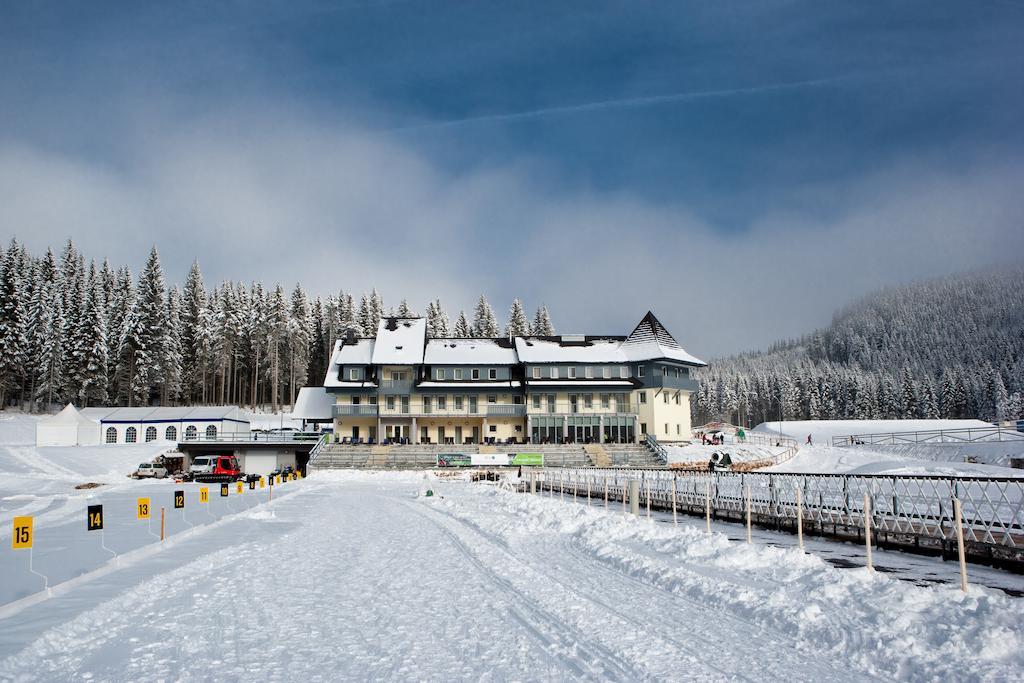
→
(755, 418, 1005, 445)
(1, 471, 1021, 681)
(766, 445, 1024, 477)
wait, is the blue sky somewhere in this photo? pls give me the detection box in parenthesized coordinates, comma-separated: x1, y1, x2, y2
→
(2, 1, 1023, 356)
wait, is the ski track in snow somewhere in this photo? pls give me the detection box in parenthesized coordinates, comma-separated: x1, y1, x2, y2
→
(0, 473, 1021, 681)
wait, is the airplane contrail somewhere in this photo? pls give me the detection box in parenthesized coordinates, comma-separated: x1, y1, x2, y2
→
(393, 74, 858, 132)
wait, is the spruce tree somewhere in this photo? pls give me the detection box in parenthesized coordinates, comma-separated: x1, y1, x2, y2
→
(453, 310, 471, 337)
(531, 306, 555, 335)
(76, 263, 109, 406)
(505, 298, 530, 337)
(471, 295, 499, 338)
(0, 241, 29, 408)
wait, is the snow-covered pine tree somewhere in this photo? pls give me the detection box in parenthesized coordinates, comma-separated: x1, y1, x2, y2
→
(919, 376, 939, 419)
(266, 284, 288, 412)
(505, 298, 530, 337)
(433, 299, 451, 337)
(181, 261, 206, 404)
(76, 263, 109, 406)
(0, 240, 29, 408)
(358, 293, 371, 334)
(162, 287, 184, 405)
(899, 366, 918, 419)
(531, 305, 554, 335)
(369, 288, 384, 331)
(453, 310, 471, 337)
(397, 299, 413, 317)
(247, 282, 268, 408)
(287, 284, 311, 407)
(107, 266, 134, 402)
(308, 296, 327, 388)
(471, 295, 499, 338)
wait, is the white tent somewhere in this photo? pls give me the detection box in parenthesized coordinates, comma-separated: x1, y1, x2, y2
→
(35, 404, 103, 447)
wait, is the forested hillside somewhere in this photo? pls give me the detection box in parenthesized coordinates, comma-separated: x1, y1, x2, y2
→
(694, 268, 1024, 426)
(0, 239, 555, 412)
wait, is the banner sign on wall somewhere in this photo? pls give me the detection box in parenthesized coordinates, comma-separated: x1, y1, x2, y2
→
(510, 453, 544, 466)
(436, 454, 473, 467)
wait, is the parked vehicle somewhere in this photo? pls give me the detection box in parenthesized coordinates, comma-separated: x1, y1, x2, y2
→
(133, 462, 168, 479)
(188, 455, 243, 482)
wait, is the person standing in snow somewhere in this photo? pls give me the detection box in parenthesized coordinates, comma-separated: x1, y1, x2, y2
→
(806, 434, 813, 445)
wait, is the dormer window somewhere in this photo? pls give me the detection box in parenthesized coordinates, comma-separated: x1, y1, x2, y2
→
(349, 368, 358, 381)
(435, 368, 444, 380)
(551, 367, 559, 379)
(455, 368, 463, 380)
(532, 367, 540, 379)
(568, 367, 576, 379)
(472, 368, 480, 380)
(488, 368, 497, 380)
(602, 367, 611, 379)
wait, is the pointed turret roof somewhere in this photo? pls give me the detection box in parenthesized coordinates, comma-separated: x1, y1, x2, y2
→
(620, 311, 706, 366)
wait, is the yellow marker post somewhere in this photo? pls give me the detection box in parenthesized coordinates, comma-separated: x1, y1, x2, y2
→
(199, 487, 209, 503)
(276, 475, 281, 486)
(259, 477, 265, 489)
(137, 498, 151, 520)
(236, 481, 243, 495)
(297, 471, 302, 480)
(12, 516, 33, 549)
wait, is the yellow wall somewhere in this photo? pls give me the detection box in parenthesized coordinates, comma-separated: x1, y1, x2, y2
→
(635, 389, 692, 442)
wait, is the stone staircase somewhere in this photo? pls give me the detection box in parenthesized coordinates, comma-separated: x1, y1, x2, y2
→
(603, 444, 664, 468)
(583, 444, 613, 467)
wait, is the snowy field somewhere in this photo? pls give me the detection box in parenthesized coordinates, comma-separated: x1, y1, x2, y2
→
(755, 419, 1004, 445)
(0, 470, 1021, 680)
(665, 442, 789, 466)
(766, 445, 1024, 477)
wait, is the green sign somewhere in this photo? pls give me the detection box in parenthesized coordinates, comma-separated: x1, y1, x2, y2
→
(437, 453, 472, 467)
(510, 453, 544, 466)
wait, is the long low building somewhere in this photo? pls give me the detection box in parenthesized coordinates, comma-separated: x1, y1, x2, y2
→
(79, 406, 250, 445)
(324, 311, 705, 445)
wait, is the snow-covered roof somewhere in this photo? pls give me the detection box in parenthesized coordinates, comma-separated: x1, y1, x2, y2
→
(76, 406, 247, 423)
(514, 337, 626, 363)
(371, 317, 426, 365)
(334, 338, 375, 365)
(41, 403, 96, 426)
(619, 311, 706, 366)
(292, 387, 335, 421)
(424, 338, 518, 365)
(526, 380, 635, 387)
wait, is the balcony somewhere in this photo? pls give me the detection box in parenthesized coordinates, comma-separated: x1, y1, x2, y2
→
(486, 404, 526, 417)
(379, 379, 414, 394)
(333, 404, 379, 417)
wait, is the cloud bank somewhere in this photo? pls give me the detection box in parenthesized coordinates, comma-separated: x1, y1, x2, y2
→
(1, 101, 1022, 359)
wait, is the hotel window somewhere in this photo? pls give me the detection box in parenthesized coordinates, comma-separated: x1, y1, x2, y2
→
(602, 366, 611, 379)
(352, 396, 361, 405)
(455, 396, 464, 410)
(662, 367, 669, 377)
(455, 368, 463, 380)
(676, 424, 681, 435)
(641, 422, 647, 434)
(401, 396, 409, 413)
(674, 392, 680, 405)
(472, 368, 480, 380)
(664, 392, 670, 404)
(620, 366, 628, 378)
(436, 368, 444, 380)
(423, 397, 432, 413)
(601, 394, 610, 408)
(488, 368, 497, 380)
(675, 368, 681, 378)
(551, 367, 558, 379)
(350, 368, 358, 381)
(489, 425, 497, 433)
(513, 395, 524, 404)
(584, 394, 593, 408)
(487, 395, 497, 404)
(437, 396, 447, 410)
(585, 366, 593, 379)
(637, 365, 644, 377)
(532, 367, 540, 379)
(639, 392, 647, 404)
(568, 367, 576, 379)
(532, 394, 541, 408)
(386, 396, 395, 410)
(664, 423, 669, 434)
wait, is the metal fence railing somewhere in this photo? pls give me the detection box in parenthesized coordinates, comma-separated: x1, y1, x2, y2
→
(530, 467, 1024, 558)
(831, 426, 1024, 447)
(182, 431, 325, 444)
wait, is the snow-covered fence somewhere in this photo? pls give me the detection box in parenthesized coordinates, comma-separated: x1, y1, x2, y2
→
(831, 426, 1024, 447)
(532, 468, 1024, 567)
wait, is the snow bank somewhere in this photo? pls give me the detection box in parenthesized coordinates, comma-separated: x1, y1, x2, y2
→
(665, 442, 789, 466)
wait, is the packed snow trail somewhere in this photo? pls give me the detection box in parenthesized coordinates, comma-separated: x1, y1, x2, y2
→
(1, 473, 1022, 681)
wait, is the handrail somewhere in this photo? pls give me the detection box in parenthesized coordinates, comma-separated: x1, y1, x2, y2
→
(643, 433, 669, 465)
(831, 426, 1024, 447)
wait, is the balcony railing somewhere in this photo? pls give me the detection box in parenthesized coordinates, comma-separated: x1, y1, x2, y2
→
(526, 401, 636, 415)
(379, 379, 414, 394)
(487, 404, 527, 417)
(333, 404, 379, 417)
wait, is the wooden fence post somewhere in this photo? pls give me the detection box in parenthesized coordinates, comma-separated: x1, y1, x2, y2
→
(604, 479, 609, 508)
(705, 479, 711, 533)
(671, 477, 678, 525)
(796, 487, 804, 551)
(954, 498, 969, 592)
(864, 492, 874, 571)
(646, 479, 651, 518)
(587, 477, 591, 505)
(745, 485, 752, 544)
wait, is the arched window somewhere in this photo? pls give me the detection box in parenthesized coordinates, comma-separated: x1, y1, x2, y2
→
(145, 426, 157, 442)
(205, 425, 218, 439)
(125, 427, 137, 443)
(185, 425, 197, 440)
(165, 426, 177, 441)
(105, 427, 117, 443)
